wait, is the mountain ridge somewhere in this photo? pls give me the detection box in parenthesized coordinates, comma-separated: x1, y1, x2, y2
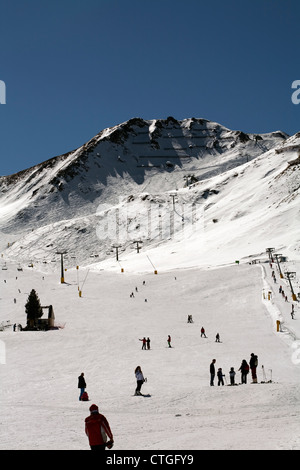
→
(0, 117, 299, 267)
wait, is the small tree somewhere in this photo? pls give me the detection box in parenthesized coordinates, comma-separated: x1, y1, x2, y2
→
(25, 289, 43, 329)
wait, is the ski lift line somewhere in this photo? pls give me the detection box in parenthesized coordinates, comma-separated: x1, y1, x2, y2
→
(80, 269, 90, 291)
(146, 255, 156, 270)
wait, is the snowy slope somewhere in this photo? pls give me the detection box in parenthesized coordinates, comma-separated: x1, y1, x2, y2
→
(0, 257, 299, 450)
(0, 117, 299, 450)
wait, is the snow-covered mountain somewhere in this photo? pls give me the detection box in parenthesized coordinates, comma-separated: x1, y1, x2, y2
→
(0, 116, 299, 268)
(1, 117, 300, 450)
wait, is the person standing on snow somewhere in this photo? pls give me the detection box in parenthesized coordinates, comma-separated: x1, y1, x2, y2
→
(139, 337, 147, 350)
(250, 353, 258, 383)
(85, 404, 114, 450)
(167, 335, 172, 348)
(201, 327, 207, 338)
(217, 368, 224, 386)
(229, 367, 236, 385)
(210, 359, 216, 386)
(78, 372, 86, 401)
(238, 359, 249, 384)
(134, 366, 145, 395)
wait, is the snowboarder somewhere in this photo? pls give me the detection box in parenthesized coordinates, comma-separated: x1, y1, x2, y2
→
(229, 367, 236, 385)
(250, 353, 258, 383)
(146, 337, 151, 350)
(201, 327, 207, 338)
(167, 335, 171, 348)
(210, 359, 216, 386)
(215, 333, 220, 342)
(134, 366, 145, 396)
(85, 404, 114, 450)
(139, 337, 147, 350)
(78, 372, 87, 401)
(217, 368, 224, 386)
(238, 360, 249, 384)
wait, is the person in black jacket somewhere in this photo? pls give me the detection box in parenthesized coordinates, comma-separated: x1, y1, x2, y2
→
(250, 353, 258, 383)
(78, 372, 87, 401)
(210, 359, 216, 386)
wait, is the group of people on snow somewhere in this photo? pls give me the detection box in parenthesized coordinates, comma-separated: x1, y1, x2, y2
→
(138, 335, 172, 349)
(210, 353, 258, 386)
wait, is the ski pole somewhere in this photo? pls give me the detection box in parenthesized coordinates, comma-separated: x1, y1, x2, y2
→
(269, 369, 273, 382)
(262, 365, 267, 382)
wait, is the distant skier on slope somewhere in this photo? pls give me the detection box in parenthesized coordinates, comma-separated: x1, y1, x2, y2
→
(167, 335, 172, 348)
(139, 337, 147, 350)
(201, 327, 207, 338)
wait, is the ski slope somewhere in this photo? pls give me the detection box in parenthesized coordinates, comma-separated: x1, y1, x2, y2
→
(0, 117, 299, 450)
(0, 253, 299, 450)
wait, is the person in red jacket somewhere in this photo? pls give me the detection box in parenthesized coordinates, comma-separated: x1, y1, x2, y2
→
(85, 404, 114, 450)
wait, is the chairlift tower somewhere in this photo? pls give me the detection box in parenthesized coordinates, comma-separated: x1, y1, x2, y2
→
(112, 244, 122, 262)
(56, 250, 67, 283)
(133, 240, 143, 254)
(285, 272, 297, 301)
(266, 248, 275, 260)
(273, 253, 284, 279)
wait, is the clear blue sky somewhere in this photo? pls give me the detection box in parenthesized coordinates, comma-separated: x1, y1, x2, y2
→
(0, 0, 299, 175)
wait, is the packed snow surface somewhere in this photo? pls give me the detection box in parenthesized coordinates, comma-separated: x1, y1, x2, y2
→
(0, 255, 299, 450)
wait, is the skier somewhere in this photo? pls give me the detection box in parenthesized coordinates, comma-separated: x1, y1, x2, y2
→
(78, 372, 87, 401)
(250, 353, 258, 383)
(146, 337, 151, 350)
(217, 368, 224, 386)
(85, 404, 114, 450)
(229, 367, 236, 385)
(201, 327, 207, 338)
(291, 304, 295, 319)
(215, 333, 220, 342)
(139, 337, 147, 350)
(238, 359, 249, 384)
(134, 366, 145, 396)
(167, 335, 171, 348)
(210, 359, 216, 386)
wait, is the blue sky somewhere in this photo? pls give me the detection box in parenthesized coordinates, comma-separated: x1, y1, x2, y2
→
(0, 0, 299, 175)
